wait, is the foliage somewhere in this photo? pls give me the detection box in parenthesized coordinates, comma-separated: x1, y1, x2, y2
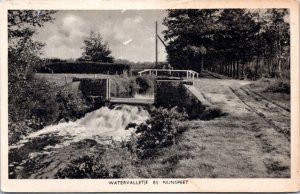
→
(109, 75, 154, 98)
(163, 9, 290, 79)
(8, 79, 58, 144)
(135, 76, 154, 93)
(55, 142, 135, 179)
(110, 76, 137, 98)
(8, 81, 93, 145)
(56, 84, 94, 121)
(131, 107, 187, 159)
(36, 61, 130, 74)
(56, 155, 110, 179)
(8, 10, 58, 144)
(8, 10, 56, 81)
(80, 31, 114, 63)
(199, 107, 224, 121)
(263, 79, 290, 94)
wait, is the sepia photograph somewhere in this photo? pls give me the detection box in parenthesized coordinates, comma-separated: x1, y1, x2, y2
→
(1, 0, 299, 192)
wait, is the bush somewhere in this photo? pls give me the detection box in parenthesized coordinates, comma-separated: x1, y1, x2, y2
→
(265, 79, 290, 94)
(131, 107, 187, 159)
(55, 155, 110, 179)
(136, 76, 154, 94)
(110, 76, 138, 97)
(36, 62, 130, 74)
(56, 83, 93, 121)
(8, 78, 60, 144)
(8, 79, 93, 145)
(199, 107, 224, 120)
(110, 75, 154, 98)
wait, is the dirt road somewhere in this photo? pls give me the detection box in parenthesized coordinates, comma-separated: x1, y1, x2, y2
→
(176, 78, 290, 177)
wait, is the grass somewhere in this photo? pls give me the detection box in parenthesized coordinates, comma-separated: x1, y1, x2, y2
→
(34, 73, 110, 87)
(35, 73, 155, 98)
(247, 78, 290, 108)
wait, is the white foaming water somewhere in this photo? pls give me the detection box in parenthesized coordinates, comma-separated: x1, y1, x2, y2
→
(12, 105, 149, 149)
(134, 93, 154, 99)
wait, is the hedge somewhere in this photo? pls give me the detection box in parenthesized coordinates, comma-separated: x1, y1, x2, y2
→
(36, 62, 131, 74)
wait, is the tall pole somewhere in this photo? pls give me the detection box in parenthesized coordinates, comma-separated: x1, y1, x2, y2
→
(155, 21, 158, 69)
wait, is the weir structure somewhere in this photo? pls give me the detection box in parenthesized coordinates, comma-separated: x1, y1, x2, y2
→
(73, 76, 211, 114)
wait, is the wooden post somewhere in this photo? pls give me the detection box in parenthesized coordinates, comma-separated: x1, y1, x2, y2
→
(106, 78, 110, 100)
(65, 75, 67, 85)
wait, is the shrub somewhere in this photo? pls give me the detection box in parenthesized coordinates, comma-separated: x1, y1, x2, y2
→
(8, 78, 59, 144)
(8, 120, 34, 145)
(56, 83, 93, 121)
(36, 62, 130, 74)
(132, 107, 187, 159)
(110, 76, 137, 97)
(265, 79, 290, 94)
(199, 107, 224, 120)
(8, 79, 93, 145)
(135, 76, 154, 94)
(55, 155, 110, 179)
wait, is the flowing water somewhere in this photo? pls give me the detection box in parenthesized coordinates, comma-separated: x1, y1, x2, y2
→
(9, 105, 150, 178)
(11, 105, 150, 150)
(133, 91, 154, 99)
(134, 93, 154, 99)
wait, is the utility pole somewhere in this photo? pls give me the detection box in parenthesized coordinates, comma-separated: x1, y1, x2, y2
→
(155, 21, 158, 69)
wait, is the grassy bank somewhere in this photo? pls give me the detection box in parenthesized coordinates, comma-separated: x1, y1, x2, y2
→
(247, 78, 290, 108)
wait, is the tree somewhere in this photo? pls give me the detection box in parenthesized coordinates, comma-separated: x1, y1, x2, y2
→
(262, 9, 289, 78)
(8, 10, 57, 144)
(163, 9, 220, 72)
(162, 9, 290, 79)
(81, 31, 114, 63)
(8, 10, 57, 81)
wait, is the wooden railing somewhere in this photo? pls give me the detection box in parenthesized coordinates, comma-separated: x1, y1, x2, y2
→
(138, 69, 199, 80)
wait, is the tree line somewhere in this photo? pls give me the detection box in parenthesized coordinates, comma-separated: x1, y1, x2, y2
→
(162, 9, 290, 79)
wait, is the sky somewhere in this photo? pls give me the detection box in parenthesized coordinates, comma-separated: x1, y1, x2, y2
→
(33, 10, 168, 62)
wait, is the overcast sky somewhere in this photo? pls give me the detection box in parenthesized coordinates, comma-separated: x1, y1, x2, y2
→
(33, 10, 168, 62)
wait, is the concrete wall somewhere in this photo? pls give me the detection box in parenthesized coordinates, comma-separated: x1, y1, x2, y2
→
(155, 80, 186, 108)
(154, 79, 208, 119)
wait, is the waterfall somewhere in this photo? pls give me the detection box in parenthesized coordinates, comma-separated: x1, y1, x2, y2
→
(12, 105, 150, 150)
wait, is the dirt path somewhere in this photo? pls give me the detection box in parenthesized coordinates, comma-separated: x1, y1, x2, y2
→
(230, 86, 290, 138)
(176, 78, 290, 178)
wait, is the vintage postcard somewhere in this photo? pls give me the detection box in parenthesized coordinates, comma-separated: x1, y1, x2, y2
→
(0, 0, 299, 192)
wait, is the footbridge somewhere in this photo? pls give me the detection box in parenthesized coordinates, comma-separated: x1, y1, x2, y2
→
(138, 69, 199, 80)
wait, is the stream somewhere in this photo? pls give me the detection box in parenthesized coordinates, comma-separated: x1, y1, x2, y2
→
(9, 105, 150, 178)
